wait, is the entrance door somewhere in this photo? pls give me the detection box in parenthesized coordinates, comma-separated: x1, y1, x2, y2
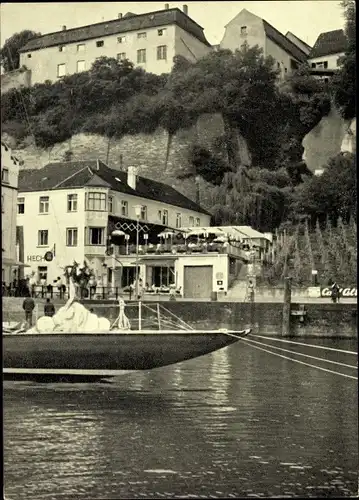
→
(183, 266, 212, 298)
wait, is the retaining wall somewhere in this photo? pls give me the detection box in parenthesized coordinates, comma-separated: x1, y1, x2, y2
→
(3, 298, 357, 338)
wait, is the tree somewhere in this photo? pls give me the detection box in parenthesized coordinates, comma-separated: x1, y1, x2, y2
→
(290, 153, 356, 223)
(332, 0, 356, 119)
(0, 30, 41, 72)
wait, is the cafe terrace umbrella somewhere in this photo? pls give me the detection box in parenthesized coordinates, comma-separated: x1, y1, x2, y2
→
(111, 230, 127, 237)
(158, 229, 177, 239)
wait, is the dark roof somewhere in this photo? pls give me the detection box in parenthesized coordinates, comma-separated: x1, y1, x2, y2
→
(18, 160, 210, 216)
(285, 31, 312, 52)
(309, 29, 347, 58)
(19, 8, 211, 53)
(263, 20, 308, 63)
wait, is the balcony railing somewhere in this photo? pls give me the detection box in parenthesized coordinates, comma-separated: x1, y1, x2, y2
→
(110, 242, 249, 259)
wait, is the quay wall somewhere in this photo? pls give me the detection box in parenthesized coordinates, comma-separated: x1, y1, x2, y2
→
(3, 298, 357, 338)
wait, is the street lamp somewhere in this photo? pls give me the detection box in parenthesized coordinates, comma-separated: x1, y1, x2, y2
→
(134, 204, 142, 300)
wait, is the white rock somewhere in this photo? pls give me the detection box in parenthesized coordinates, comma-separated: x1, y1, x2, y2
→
(36, 316, 55, 333)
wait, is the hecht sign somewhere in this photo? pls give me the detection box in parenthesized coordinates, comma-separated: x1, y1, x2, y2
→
(320, 287, 357, 298)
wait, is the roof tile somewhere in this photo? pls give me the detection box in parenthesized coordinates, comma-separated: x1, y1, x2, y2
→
(18, 160, 210, 215)
(308, 29, 347, 58)
(20, 8, 210, 53)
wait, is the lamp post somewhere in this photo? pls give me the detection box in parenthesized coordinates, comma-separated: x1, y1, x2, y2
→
(134, 204, 142, 300)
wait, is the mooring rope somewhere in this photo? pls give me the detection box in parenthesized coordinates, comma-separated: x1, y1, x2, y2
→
(251, 335, 357, 355)
(242, 337, 357, 369)
(220, 332, 358, 380)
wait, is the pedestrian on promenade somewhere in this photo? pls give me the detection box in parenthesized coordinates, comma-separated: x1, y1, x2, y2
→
(22, 296, 35, 327)
(331, 282, 340, 303)
(246, 279, 255, 302)
(44, 298, 55, 317)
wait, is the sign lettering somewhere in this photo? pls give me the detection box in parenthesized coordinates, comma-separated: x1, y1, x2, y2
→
(27, 255, 45, 262)
(320, 287, 357, 298)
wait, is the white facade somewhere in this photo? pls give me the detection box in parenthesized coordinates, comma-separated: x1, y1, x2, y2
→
(1, 142, 20, 283)
(17, 182, 210, 286)
(308, 52, 344, 70)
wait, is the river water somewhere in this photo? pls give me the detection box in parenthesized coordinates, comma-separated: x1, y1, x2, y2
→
(4, 337, 358, 499)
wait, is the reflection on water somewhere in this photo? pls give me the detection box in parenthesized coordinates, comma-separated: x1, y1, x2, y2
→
(4, 339, 358, 499)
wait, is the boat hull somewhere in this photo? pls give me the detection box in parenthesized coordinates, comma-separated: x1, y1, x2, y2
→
(3, 329, 250, 377)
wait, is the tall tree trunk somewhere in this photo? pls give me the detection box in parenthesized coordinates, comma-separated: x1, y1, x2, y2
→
(106, 135, 112, 165)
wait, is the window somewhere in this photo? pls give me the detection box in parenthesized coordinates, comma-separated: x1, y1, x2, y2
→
(240, 26, 247, 36)
(2, 168, 9, 183)
(59, 45, 66, 52)
(323, 61, 328, 69)
(77, 60, 85, 72)
(324, 78, 329, 84)
(162, 209, 168, 226)
(158, 210, 162, 221)
(88, 227, 105, 245)
(195, 217, 200, 227)
(67, 194, 78, 212)
(27, 54, 32, 58)
(284, 67, 287, 73)
(157, 45, 167, 60)
(108, 196, 113, 213)
(311, 62, 316, 68)
(66, 228, 78, 247)
(39, 196, 49, 214)
(137, 49, 146, 63)
(189, 216, 194, 227)
(117, 36, 126, 43)
(38, 266, 48, 282)
(317, 61, 328, 69)
(86, 192, 106, 211)
(117, 52, 126, 61)
(137, 32, 147, 39)
(121, 200, 128, 216)
(38, 230, 49, 247)
(96, 40, 104, 47)
(17, 197, 25, 214)
(57, 63, 66, 77)
(158, 28, 166, 36)
(77, 44, 85, 52)
(176, 213, 182, 228)
(140, 205, 147, 220)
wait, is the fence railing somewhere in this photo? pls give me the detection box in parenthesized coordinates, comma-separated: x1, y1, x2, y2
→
(2, 285, 182, 300)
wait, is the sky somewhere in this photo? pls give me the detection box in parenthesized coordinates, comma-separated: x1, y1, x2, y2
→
(1, 1, 344, 48)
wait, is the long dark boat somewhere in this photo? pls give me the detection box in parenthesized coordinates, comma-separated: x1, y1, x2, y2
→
(3, 301, 251, 379)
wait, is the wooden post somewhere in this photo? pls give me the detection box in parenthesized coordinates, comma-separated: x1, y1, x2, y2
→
(282, 277, 292, 336)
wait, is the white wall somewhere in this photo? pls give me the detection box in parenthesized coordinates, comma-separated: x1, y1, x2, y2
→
(1, 143, 19, 282)
(17, 188, 86, 283)
(308, 52, 344, 70)
(220, 9, 266, 53)
(176, 254, 229, 292)
(109, 188, 211, 228)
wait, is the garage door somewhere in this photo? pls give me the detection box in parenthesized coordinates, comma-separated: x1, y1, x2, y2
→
(183, 266, 213, 299)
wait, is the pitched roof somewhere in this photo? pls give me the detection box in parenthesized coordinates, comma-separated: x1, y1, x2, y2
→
(308, 29, 347, 58)
(263, 20, 308, 63)
(19, 7, 211, 53)
(285, 31, 312, 54)
(18, 160, 210, 215)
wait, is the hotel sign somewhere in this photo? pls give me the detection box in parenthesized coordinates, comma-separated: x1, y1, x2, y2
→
(26, 251, 54, 263)
(320, 287, 357, 298)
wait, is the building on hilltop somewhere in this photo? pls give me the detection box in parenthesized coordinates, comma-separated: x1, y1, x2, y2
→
(18, 4, 211, 85)
(308, 29, 347, 82)
(220, 9, 308, 78)
(1, 142, 23, 283)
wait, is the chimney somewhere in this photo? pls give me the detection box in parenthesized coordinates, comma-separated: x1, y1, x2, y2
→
(62, 25, 67, 31)
(183, 4, 188, 15)
(164, 3, 169, 9)
(118, 13, 122, 19)
(127, 166, 138, 190)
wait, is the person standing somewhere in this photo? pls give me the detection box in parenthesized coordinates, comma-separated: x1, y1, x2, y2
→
(44, 298, 55, 317)
(331, 282, 340, 303)
(22, 296, 35, 327)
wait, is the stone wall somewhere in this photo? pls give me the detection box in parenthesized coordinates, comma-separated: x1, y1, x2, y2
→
(3, 298, 357, 337)
(0, 68, 31, 95)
